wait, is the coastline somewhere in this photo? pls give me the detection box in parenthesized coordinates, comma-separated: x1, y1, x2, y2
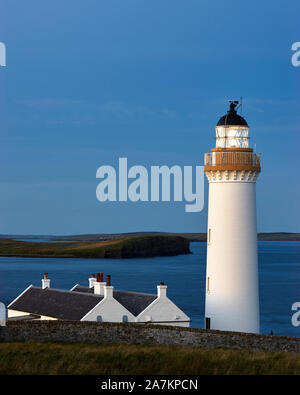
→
(0, 235, 191, 259)
(1, 232, 300, 242)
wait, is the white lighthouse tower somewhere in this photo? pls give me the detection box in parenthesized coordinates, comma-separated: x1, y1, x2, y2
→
(204, 101, 261, 334)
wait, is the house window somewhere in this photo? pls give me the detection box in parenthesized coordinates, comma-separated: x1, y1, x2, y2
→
(97, 315, 102, 322)
(122, 315, 128, 323)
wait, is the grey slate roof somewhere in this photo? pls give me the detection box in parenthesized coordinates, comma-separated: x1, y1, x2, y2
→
(72, 285, 157, 316)
(8, 286, 103, 320)
(72, 285, 94, 294)
(9, 283, 158, 320)
(112, 290, 157, 316)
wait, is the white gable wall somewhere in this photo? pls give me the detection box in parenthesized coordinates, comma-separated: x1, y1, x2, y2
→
(8, 309, 57, 320)
(81, 298, 135, 322)
(8, 309, 31, 318)
(81, 286, 135, 323)
(137, 287, 190, 327)
(36, 315, 57, 321)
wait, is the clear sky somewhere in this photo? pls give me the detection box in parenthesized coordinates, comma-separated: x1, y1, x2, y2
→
(0, 0, 299, 235)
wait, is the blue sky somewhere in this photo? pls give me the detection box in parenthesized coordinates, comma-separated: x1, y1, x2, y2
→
(0, 0, 299, 234)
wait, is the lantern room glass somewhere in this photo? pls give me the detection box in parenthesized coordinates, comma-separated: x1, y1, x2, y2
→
(215, 126, 249, 148)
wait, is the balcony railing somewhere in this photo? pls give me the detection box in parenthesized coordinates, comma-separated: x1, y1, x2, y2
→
(204, 151, 260, 170)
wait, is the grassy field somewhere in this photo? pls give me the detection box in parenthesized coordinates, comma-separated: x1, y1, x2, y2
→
(0, 235, 190, 259)
(0, 341, 299, 375)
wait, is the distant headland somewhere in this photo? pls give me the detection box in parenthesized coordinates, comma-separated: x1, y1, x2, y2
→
(0, 235, 190, 259)
(0, 231, 299, 242)
(0, 232, 298, 259)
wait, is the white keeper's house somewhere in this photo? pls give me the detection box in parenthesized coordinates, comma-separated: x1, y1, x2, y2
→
(7, 273, 190, 327)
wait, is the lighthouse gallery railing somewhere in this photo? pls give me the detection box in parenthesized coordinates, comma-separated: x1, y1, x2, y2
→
(204, 151, 261, 171)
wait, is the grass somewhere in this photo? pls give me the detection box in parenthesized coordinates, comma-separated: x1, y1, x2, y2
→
(0, 235, 190, 259)
(0, 341, 299, 375)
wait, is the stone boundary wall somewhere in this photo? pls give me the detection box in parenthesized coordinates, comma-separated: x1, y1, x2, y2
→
(0, 321, 299, 353)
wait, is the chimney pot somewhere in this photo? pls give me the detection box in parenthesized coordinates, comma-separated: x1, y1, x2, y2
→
(96, 272, 103, 282)
(91, 274, 95, 278)
(44, 273, 48, 279)
(106, 275, 111, 286)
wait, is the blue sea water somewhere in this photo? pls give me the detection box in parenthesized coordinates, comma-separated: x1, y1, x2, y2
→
(0, 241, 299, 337)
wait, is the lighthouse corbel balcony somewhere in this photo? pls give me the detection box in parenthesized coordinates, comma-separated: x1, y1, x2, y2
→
(205, 148, 260, 170)
(204, 149, 261, 182)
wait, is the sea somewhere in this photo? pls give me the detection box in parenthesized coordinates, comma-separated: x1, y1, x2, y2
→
(0, 241, 299, 337)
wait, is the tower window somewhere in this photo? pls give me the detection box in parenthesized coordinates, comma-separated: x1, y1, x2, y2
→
(122, 315, 128, 323)
(208, 229, 211, 244)
(97, 315, 102, 322)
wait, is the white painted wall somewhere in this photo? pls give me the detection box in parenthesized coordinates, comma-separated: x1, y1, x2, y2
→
(205, 177, 260, 333)
(8, 309, 31, 318)
(137, 286, 190, 327)
(7, 309, 57, 320)
(81, 287, 135, 323)
(37, 315, 57, 321)
(94, 282, 106, 295)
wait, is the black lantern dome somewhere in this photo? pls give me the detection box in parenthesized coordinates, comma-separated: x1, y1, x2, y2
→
(216, 101, 248, 127)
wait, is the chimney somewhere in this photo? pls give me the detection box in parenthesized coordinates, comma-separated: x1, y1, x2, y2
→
(157, 282, 167, 298)
(94, 272, 106, 295)
(89, 274, 96, 288)
(0, 302, 6, 327)
(104, 275, 114, 299)
(42, 273, 50, 289)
